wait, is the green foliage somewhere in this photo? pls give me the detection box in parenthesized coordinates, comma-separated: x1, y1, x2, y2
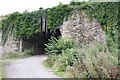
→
(15, 10, 46, 38)
(47, 4, 72, 29)
(2, 9, 46, 45)
(44, 37, 119, 78)
(72, 42, 118, 78)
(45, 37, 76, 67)
(48, 2, 118, 49)
(2, 2, 118, 48)
(2, 12, 21, 45)
(45, 37, 76, 55)
(74, 72, 90, 78)
(3, 52, 32, 59)
(84, 2, 118, 48)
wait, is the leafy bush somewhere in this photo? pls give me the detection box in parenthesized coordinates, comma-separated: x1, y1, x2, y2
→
(45, 37, 76, 55)
(44, 37, 76, 67)
(44, 37, 119, 78)
(72, 42, 118, 78)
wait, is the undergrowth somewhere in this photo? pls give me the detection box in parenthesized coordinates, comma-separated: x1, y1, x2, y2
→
(0, 59, 6, 79)
(44, 37, 119, 78)
(2, 51, 32, 59)
(0, 62, 2, 80)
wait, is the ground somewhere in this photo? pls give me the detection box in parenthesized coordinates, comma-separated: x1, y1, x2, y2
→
(4, 55, 60, 78)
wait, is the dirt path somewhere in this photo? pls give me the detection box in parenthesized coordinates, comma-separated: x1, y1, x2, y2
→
(4, 55, 60, 78)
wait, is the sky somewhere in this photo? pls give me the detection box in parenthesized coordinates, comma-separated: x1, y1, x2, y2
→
(0, 0, 119, 16)
(0, 0, 72, 16)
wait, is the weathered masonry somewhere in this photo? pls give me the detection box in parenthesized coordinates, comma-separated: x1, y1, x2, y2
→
(60, 10, 106, 44)
(2, 10, 106, 55)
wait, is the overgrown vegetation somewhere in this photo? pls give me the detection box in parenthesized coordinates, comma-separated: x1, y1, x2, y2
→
(2, 9, 46, 45)
(44, 37, 119, 78)
(3, 52, 32, 59)
(43, 2, 119, 78)
(0, 62, 2, 79)
(0, 62, 6, 79)
(1, 1, 119, 78)
(2, 2, 118, 48)
(47, 4, 72, 29)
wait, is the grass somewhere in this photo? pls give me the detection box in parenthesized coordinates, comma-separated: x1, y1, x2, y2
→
(0, 56, 12, 79)
(42, 60, 51, 68)
(2, 52, 32, 60)
(0, 62, 2, 80)
(0, 58, 6, 80)
(43, 59, 64, 77)
(44, 37, 119, 78)
(54, 70, 64, 77)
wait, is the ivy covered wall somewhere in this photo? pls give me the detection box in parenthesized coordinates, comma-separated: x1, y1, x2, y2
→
(1, 2, 118, 49)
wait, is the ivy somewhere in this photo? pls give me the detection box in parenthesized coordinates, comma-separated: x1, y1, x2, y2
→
(84, 2, 118, 48)
(47, 4, 73, 29)
(2, 2, 118, 48)
(2, 9, 46, 44)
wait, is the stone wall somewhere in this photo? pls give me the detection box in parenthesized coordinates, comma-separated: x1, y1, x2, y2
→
(2, 35, 19, 55)
(60, 10, 106, 44)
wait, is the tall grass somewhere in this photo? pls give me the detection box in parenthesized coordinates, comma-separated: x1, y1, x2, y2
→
(3, 51, 32, 59)
(0, 62, 2, 80)
(44, 37, 119, 78)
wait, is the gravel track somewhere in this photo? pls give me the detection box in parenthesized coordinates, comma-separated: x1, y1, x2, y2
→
(4, 55, 60, 78)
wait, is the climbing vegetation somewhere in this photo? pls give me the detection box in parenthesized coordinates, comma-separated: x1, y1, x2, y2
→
(2, 9, 46, 45)
(2, 2, 118, 50)
(44, 2, 119, 78)
(1, 2, 118, 48)
(1, 1, 119, 78)
(47, 4, 72, 29)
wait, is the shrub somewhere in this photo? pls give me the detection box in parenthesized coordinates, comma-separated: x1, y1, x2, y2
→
(45, 37, 76, 55)
(44, 37, 119, 78)
(73, 42, 118, 78)
(45, 37, 76, 67)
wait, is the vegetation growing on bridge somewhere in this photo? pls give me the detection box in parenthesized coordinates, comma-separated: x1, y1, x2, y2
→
(45, 2, 119, 78)
(2, 2, 118, 49)
(1, 1, 119, 78)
